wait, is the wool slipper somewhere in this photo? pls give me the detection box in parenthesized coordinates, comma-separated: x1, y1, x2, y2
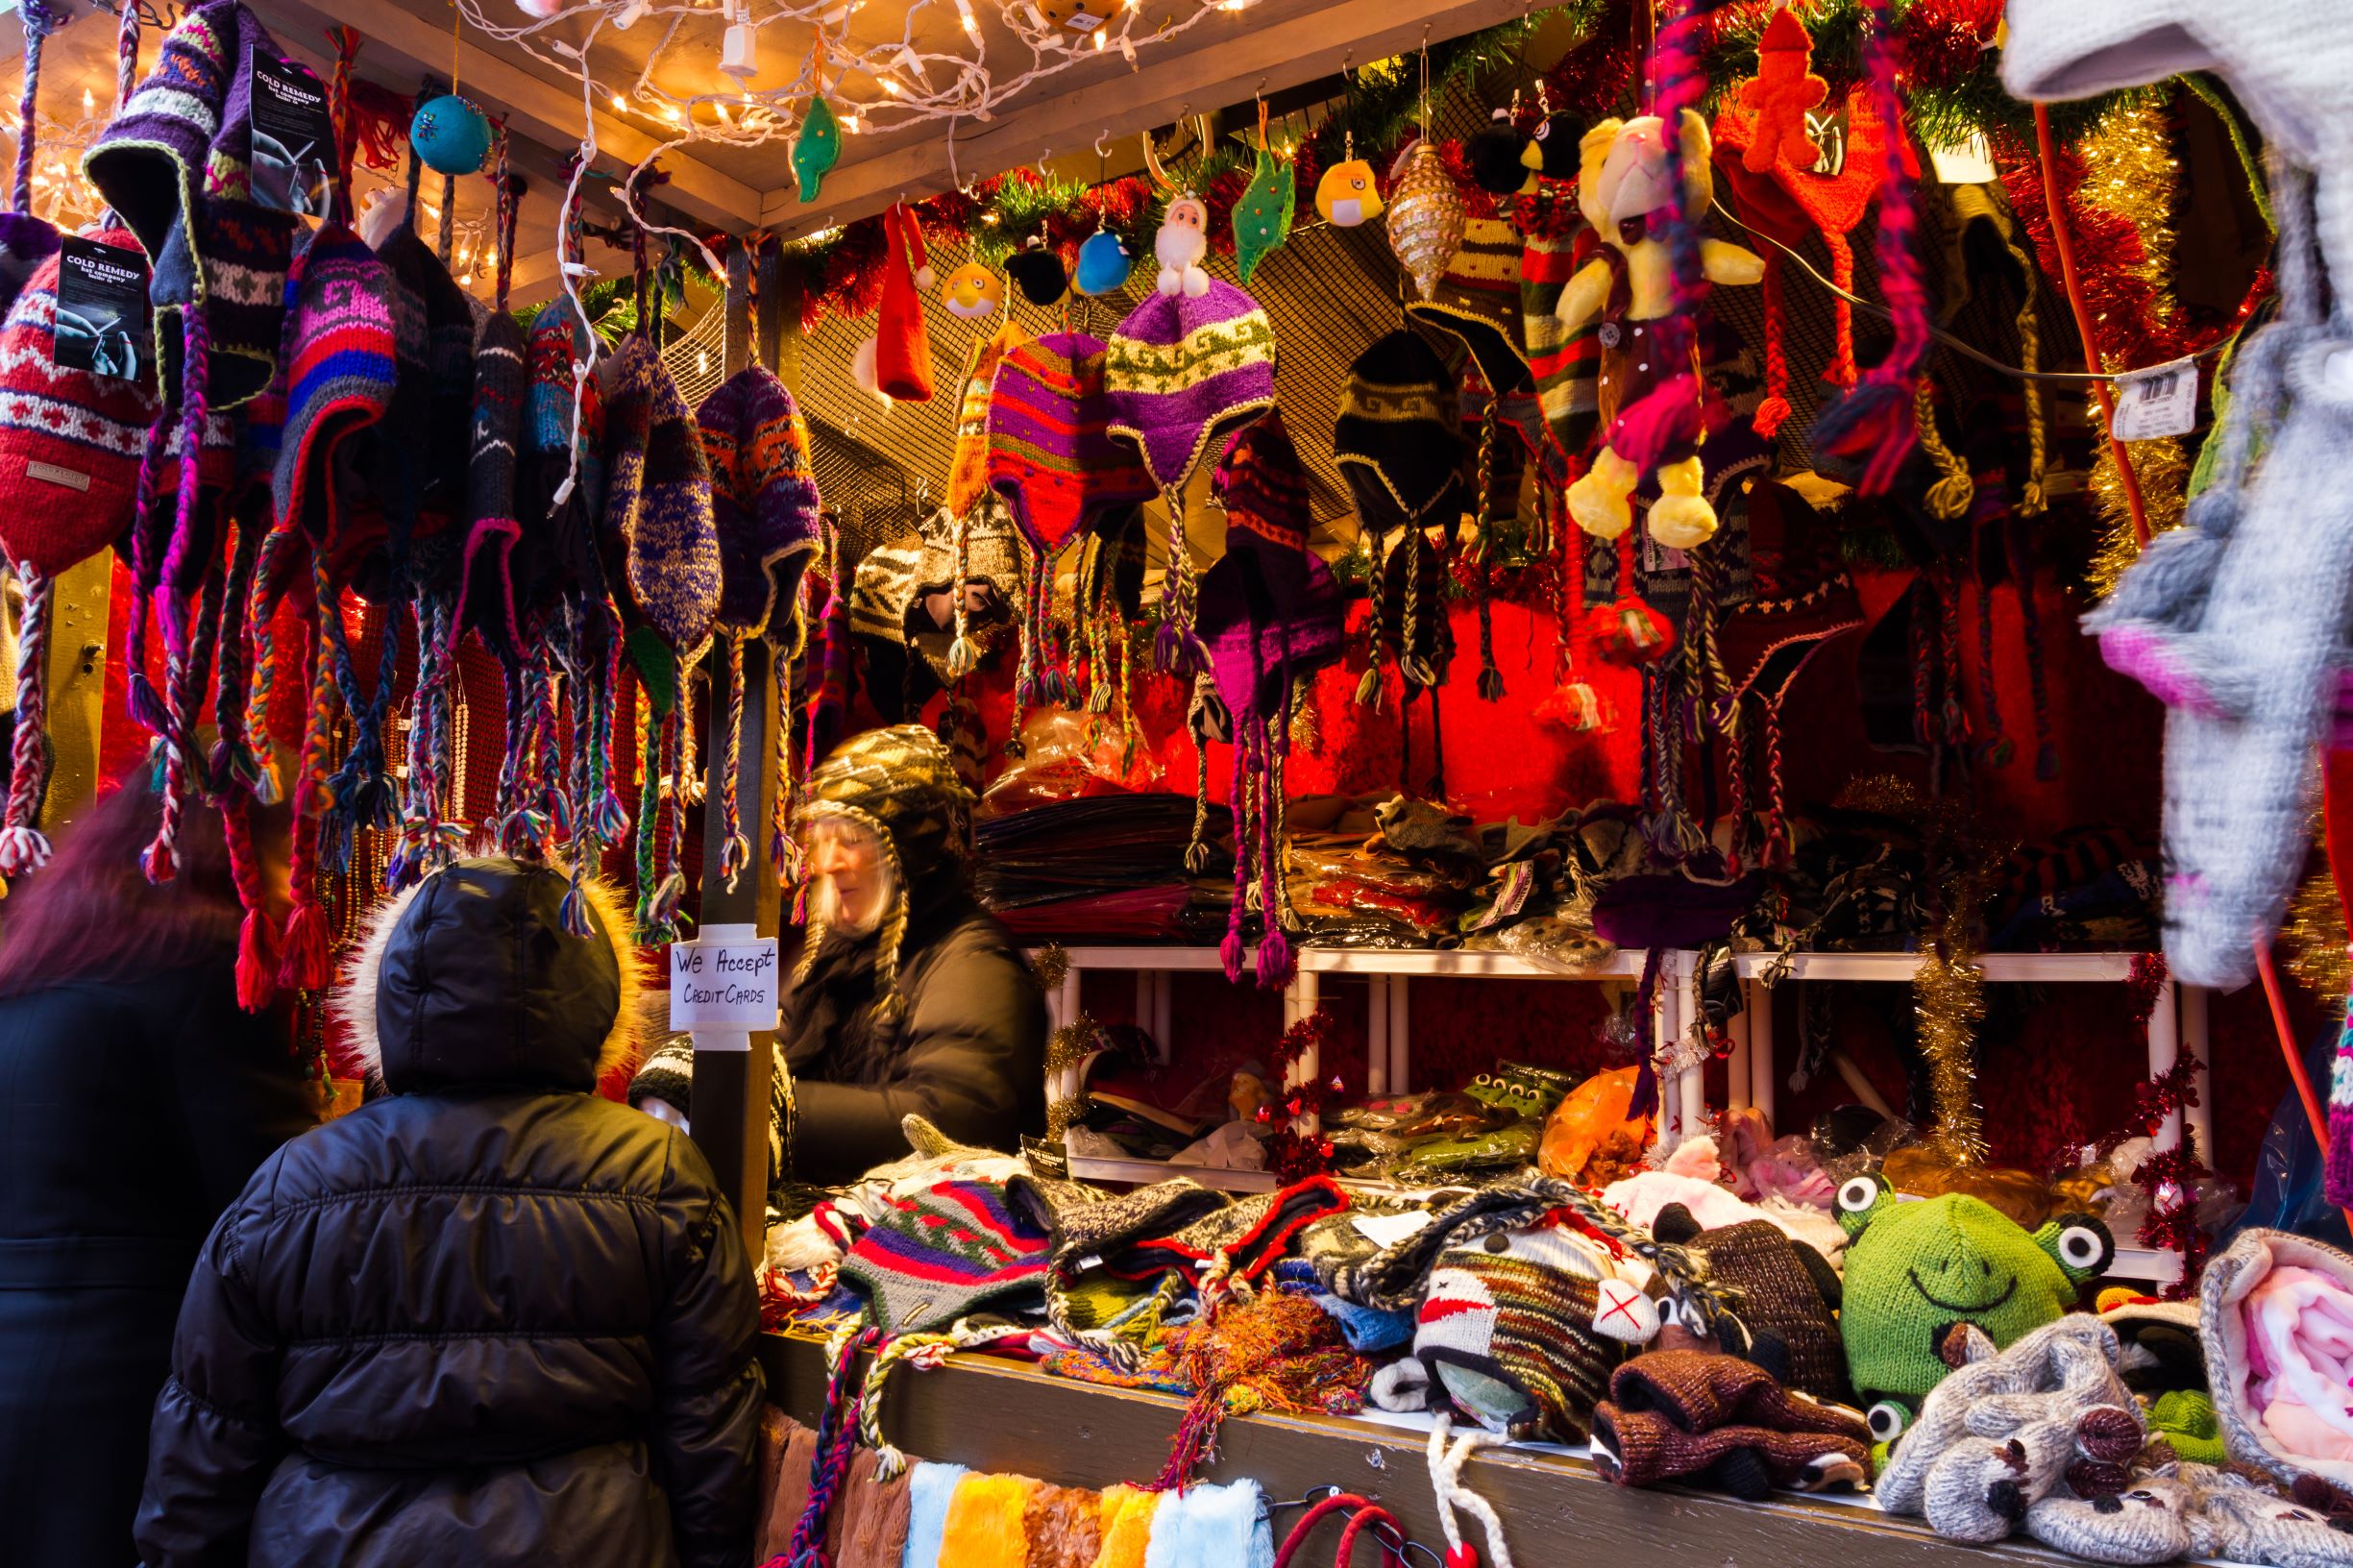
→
(2024, 1474, 2198, 1565)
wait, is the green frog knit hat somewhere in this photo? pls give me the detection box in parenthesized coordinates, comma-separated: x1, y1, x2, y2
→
(797, 724, 975, 1028)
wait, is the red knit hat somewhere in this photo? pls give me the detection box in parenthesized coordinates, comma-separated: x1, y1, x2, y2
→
(0, 233, 161, 877)
(873, 202, 934, 402)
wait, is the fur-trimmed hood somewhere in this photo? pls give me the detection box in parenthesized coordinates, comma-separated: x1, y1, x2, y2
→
(334, 857, 644, 1094)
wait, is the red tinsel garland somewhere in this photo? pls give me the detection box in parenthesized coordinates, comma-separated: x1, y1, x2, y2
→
(1254, 1007, 1344, 1184)
(1994, 126, 2194, 378)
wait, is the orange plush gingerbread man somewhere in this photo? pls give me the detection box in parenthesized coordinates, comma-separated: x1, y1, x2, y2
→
(1735, 7, 1827, 175)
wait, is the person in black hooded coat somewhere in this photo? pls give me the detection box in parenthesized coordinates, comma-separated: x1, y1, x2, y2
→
(135, 857, 764, 1568)
(778, 724, 1045, 1186)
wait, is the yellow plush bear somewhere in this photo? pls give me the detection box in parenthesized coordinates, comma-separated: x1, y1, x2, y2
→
(1557, 110, 1764, 550)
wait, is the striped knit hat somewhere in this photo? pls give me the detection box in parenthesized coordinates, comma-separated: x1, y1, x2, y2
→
(1103, 278, 1276, 493)
(1408, 216, 1530, 397)
(603, 331, 721, 661)
(986, 330, 1153, 556)
(697, 362, 820, 641)
(461, 308, 528, 653)
(1334, 330, 1463, 533)
(1513, 181, 1602, 466)
(1212, 405, 1311, 552)
(517, 299, 605, 605)
(267, 222, 397, 599)
(944, 319, 1023, 519)
(838, 1178, 1051, 1333)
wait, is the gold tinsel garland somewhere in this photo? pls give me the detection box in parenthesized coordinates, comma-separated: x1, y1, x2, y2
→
(2283, 869, 2353, 1005)
(2075, 101, 2193, 599)
(1915, 911, 1990, 1168)
(1042, 1009, 1095, 1141)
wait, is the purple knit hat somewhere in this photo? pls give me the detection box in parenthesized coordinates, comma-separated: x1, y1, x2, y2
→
(696, 363, 821, 643)
(986, 330, 1154, 557)
(602, 331, 720, 662)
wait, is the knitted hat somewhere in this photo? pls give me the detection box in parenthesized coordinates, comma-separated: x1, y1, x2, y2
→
(904, 496, 1026, 688)
(797, 724, 975, 1026)
(603, 331, 721, 661)
(462, 308, 528, 653)
(1650, 1204, 1851, 1406)
(944, 319, 1024, 519)
(265, 221, 397, 604)
(1590, 1350, 1873, 1497)
(1104, 278, 1276, 493)
(838, 1178, 1051, 1333)
(1515, 186, 1603, 466)
(988, 330, 1156, 557)
(1198, 412, 1344, 987)
(1369, 1218, 1630, 1441)
(517, 299, 606, 607)
(625, 1039, 693, 1119)
(697, 363, 821, 641)
(1334, 330, 1464, 534)
(373, 223, 478, 586)
(1406, 216, 1530, 396)
(1104, 1176, 1349, 1284)
(2197, 1227, 2353, 1498)
(873, 201, 934, 402)
(0, 5, 61, 325)
(1012, 1173, 1231, 1277)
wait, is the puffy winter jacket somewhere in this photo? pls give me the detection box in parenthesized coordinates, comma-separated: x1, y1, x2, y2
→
(135, 858, 765, 1568)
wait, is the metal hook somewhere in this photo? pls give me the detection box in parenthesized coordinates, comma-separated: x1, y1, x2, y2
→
(1266, 1485, 1344, 1512)
(1095, 128, 1111, 159)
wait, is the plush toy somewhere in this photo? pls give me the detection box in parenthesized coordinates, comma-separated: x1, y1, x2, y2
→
(1556, 111, 1763, 550)
(1313, 132, 1382, 227)
(1835, 1174, 2114, 1441)
(1736, 6, 1827, 174)
(1153, 193, 1211, 297)
(1232, 110, 1295, 284)
(941, 260, 1003, 319)
(1467, 106, 1531, 196)
(1006, 235, 1068, 306)
(793, 94, 840, 203)
(1073, 227, 1130, 296)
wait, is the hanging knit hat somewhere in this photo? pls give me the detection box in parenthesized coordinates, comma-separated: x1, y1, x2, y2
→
(944, 318, 1024, 519)
(904, 496, 1027, 689)
(989, 330, 1155, 558)
(264, 221, 397, 605)
(602, 331, 721, 662)
(1514, 180, 1602, 466)
(1198, 411, 1344, 988)
(697, 362, 821, 641)
(462, 307, 529, 654)
(838, 1178, 1052, 1333)
(1407, 216, 1531, 396)
(373, 222, 479, 585)
(873, 201, 935, 402)
(517, 299, 606, 605)
(0, 1, 61, 324)
(1334, 330, 1464, 535)
(797, 724, 975, 1026)
(1368, 1217, 1638, 1441)
(0, 235, 163, 874)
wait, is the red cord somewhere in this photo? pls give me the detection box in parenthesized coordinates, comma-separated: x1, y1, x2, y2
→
(2253, 928, 2353, 1232)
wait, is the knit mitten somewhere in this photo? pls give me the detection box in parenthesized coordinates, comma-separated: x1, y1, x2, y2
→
(1877, 1317, 2129, 1515)
(2182, 1463, 2353, 1568)
(2024, 1476, 2198, 1565)
(1923, 1422, 2082, 1543)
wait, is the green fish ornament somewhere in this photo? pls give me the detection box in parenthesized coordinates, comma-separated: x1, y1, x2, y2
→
(793, 96, 841, 204)
(1233, 142, 1294, 284)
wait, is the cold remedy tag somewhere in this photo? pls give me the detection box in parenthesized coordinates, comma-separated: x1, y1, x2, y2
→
(2111, 356, 2198, 442)
(54, 236, 150, 381)
(250, 49, 334, 218)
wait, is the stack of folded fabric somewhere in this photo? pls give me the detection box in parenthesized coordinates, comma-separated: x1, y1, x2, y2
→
(974, 794, 1231, 942)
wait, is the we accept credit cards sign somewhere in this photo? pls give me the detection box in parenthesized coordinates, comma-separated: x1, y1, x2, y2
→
(668, 932, 781, 1035)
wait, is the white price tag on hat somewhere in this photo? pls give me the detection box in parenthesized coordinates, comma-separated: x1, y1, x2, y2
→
(670, 923, 781, 1044)
(2111, 358, 2198, 442)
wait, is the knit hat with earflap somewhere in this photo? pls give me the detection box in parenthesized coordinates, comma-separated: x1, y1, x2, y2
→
(1406, 216, 1531, 397)
(0, 1, 61, 324)
(839, 1178, 1051, 1333)
(1105, 278, 1276, 674)
(1196, 409, 1343, 989)
(797, 724, 975, 1027)
(944, 320, 1023, 519)
(1335, 329, 1463, 533)
(697, 363, 821, 643)
(462, 308, 529, 656)
(0, 234, 163, 874)
(603, 331, 721, 663)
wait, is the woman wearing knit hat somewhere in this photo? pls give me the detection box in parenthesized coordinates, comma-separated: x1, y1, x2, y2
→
(780, 725, 1046, 1184)
(0, 768, 313, 1568)
(134, 856, 763, 1568)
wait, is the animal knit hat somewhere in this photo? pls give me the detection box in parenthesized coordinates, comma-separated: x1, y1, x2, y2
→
(1104, 278, 1277, 674)
(0, 234, 164, 874)
(839, 1178, 1052, 1334)
(1590, 1348, 1873, 1497)
(797, 724, 975, 1028)
(1649, 1204, 1851, 1406)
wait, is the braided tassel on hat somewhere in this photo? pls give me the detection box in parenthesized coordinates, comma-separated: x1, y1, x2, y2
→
(944, 502, 977, 677)
(1152, 487, 1208, 677)
(0, 566, 54, 876)
(717, 635, 750, 892)
(1355, 530, 1389, 711)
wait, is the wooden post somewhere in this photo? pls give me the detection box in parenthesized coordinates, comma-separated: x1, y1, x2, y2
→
(689, 637, 780, 1262)
(38, 554, 112, 839)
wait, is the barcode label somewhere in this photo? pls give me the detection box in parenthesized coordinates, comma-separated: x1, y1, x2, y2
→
(2112, 358, 2197, 441)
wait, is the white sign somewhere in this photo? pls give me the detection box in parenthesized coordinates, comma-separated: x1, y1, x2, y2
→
(2111, 357, 2198, 442)
(669, 932, 781, 1034)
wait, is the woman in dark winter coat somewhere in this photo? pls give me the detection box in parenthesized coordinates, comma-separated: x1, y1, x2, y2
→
(780, 724, 1045, 1185)
(0, 771, 315, 1568)
(135, 857, 765, 1568)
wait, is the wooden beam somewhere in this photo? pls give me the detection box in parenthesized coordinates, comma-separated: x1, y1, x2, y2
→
(253, 0, 763, 233)
(756, 0, 1535, 237)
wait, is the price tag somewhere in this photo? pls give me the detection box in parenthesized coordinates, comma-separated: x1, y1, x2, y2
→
(1352, 1209, 1434, 1248)
(669, 929, 781, 1036)
(2111, 358, 2198, 442)
(1927, 133, 1997, 184)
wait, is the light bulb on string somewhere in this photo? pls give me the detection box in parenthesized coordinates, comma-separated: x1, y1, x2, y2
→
(697, 349, 710, 375)
(80, 87, 93, 112)
(612, 92, 629, 112)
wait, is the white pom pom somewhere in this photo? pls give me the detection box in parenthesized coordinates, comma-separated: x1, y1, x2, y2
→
(912, 264, 935, 290)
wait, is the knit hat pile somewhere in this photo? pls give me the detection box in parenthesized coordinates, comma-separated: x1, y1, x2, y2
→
(1590, 1348, 1872, 1498)
(838, 1178, 1051, 1333)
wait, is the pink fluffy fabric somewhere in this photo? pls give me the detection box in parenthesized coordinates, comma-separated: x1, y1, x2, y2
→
(2243, 1264, 2353, 1463)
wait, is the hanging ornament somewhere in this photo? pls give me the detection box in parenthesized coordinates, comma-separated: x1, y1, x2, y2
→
(410, 92, 491, 176)
(941, 259, 1004, 318)
(1232, 102, 1295, 284)
(1467, 101, 1528, 196)
(794, 95, 841, 203)
(1073, 227, 1130, 296)
(1314, 130, 1382, 227)
(1006, 234, 1068, 306)
(1385, 139, 1462, 303)
(1153, 192, 1211, 297)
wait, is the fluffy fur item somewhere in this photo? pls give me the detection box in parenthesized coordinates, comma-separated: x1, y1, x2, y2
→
(331, 858, 644, 1087)
(1020, 1482, 1104, 1568)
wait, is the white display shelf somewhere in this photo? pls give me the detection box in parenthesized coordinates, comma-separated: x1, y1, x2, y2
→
(1731, 949, 2144, 983)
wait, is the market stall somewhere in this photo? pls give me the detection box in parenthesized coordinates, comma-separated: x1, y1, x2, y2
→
(9, 0, 2353, 1562)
